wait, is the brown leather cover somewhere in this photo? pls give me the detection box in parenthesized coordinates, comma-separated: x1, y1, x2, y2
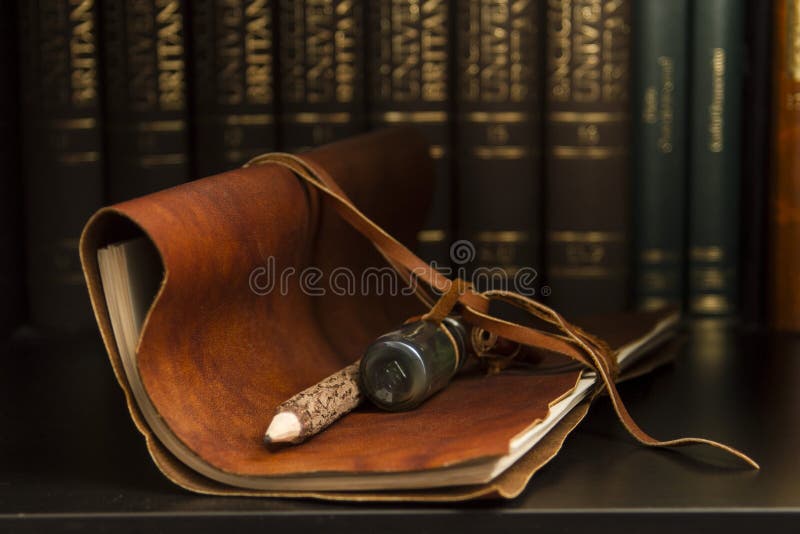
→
(81, 127, 675, 500)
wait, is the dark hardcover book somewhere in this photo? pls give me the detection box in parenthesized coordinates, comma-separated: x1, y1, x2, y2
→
(1, 2, 24, 338)
(740, 0, 772, 328)
(632, 0, 689, 311)
(455, 0, 542, 290)
(192, 0, 277, 176)
(543, 0, 632, 316)
(18, 0, 105, 331)
(277, 0, 366, 151)
(770, 0, 800, 331)
(688, 0, 745, 317)
(367, 0, 452, 267)
(102, 0, 191, 201)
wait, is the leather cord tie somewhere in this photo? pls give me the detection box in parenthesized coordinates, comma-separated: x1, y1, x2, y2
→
(421, 278, 470, 372)
(421, 278, 470, 324)
(245, 152, 760, 470)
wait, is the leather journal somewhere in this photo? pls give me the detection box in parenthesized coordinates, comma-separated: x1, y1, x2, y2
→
(80, 128, 753, 501)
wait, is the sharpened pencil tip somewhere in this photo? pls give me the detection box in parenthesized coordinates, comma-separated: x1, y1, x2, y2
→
(264, 411, 302, 445)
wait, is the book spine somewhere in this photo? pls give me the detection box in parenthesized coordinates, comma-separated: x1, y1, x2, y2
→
(770, 0, 800, 330)
(740, 0, 773, 327)
(544, 0, 632, 316)
(1, 2, 24, 337)
(367, 0, 452, 267)
(454, 0, 542, 288)
(688, 0, 745, 317)
(277, 0, 366, 151)
(632, 0, 689, 311)
(19, 0, 105, 331)
(102, 0, 191, 201)
(192, 0, 278, 176)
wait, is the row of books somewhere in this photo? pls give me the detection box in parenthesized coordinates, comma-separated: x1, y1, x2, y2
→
(633, 0, 792, 330)
(0, 0, 794, 337)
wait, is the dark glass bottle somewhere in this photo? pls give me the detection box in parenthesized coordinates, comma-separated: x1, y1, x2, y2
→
(359, 317, 468, 411)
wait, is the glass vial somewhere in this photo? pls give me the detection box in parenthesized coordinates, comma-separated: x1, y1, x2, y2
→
(359, 317, 468, 411)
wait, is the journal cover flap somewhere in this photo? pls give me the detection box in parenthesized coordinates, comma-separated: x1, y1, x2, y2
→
(81, 128, 677, 500)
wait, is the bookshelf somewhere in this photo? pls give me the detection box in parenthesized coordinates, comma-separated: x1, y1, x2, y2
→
(1, 323, 797, 532)
(2, 1, 798, 529)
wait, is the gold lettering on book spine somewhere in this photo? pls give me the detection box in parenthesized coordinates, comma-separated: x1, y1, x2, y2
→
(691, 295, 731, 314)
(128, 0, 158, 111)
(38, 1, 99, 167)
(573, 0, 601, 103)
(546, 0, 628, 160)
(306, 0, 335, 103)
(217, 0, 245, 106)
(245, 0, 273, 103)
(285, 0, 356, 105)
(788, 0, 800, 80)
(658, 56, 674, 153)
(601, 0, 628, 102)
(40, 0, 70, 108)
(546, 0, 629, 104)
(709, 48, 725, 152)
(463, 0, 530, 105)
(547, 0, 572, 102)
(216, 0, 272, 106)
(382, 0, 419, 102)
(155, 0, 185, 110)
(377, 0, 447, 104)
(420, 0, 448, 101)
(642, 87, 657, 124)
(52, 118, 97, 130)
(281, 1, 304, 102)
(461, 1, 532, 160)
(69, 0, 98, 106)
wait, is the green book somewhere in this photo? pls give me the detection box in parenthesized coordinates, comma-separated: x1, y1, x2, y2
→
(632, 0, 689, 311)
(688, 0, 745, 317)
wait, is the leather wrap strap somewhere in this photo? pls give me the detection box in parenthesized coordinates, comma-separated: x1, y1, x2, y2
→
(244, 152, 759, 470)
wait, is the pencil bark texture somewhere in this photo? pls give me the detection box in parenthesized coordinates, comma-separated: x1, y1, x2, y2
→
(276, 362, 363, 442)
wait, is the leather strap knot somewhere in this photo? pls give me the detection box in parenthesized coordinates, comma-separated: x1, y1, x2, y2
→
(421, 278, 470, 372)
